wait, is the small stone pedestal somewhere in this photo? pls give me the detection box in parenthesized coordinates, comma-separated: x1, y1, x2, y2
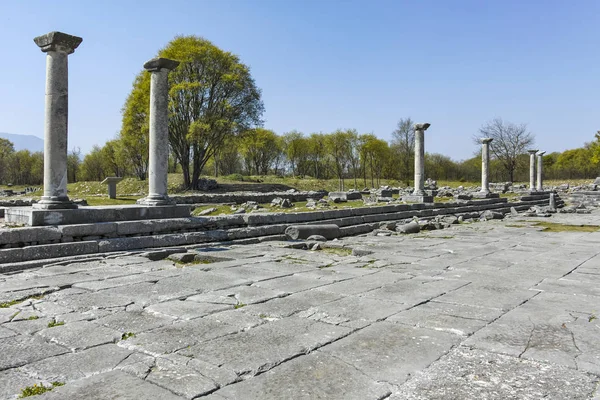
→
(101, 177, 123, 199)
(472, 192, 500, 199)
(402, 194, 434, 203)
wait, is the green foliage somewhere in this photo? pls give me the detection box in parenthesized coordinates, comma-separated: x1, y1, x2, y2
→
(19, 382, 64, 398)
(121, 332, 135, 340)
(47, 319, 64, 328)
(119, 35, 265, 190)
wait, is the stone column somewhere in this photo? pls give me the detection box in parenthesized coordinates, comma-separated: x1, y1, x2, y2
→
(137, 58, 179, 206)
(536, 151, 546, 192)
(528, 150, 538, 191)
(412, 123, 431, 196)
(480, 138, 493, 194)
(32, 32, 82, 210)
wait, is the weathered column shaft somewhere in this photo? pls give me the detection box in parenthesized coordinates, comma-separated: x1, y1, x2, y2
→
(536, 151, 545, 192)
(413, 129, 425, 195)
(138, 58, 179, 206)
(147, 68, 169, 198)
(32, 32, 82, 210)
(528, 150, 538, 191)
(480, 138, 492, 193)
(43, 51, 69, 200)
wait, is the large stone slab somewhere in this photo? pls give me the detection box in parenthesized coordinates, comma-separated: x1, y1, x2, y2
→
(5, 204, 191, 226)
(392, 347, 598, 399)
(320, 321, 460, 385)
(180, 317, 352, 376)
(37, 320, 122, 351)
(0, 335, 68, 370)
(212, 351, 391, 400)
(39, 370, 183, 399)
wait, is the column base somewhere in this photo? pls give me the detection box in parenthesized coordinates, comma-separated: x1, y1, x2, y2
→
(472, 192, 500, 199)
(33, 197, 78, 210)
(136, 195, 174, 206)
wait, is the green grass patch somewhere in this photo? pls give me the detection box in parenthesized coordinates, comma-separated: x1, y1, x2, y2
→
(234, 302, 246, 309)
(121, 332, 135, 340)
(47, 319, 64, 328)
(83, 196, 139, 206)
(0, 299, 22, 308)
(19, 382, 64, 398)
(28, 315, 39, 320)
(505, 223, 529, 228)
(533, 222, 600, 233)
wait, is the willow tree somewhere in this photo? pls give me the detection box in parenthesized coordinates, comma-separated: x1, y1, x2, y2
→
(120, 35, 264, 189)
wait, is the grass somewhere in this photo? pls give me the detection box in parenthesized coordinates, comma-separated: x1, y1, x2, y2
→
(534, 222, 600, 233)
(121, 332, 135, 340)
(47, 319, 65, 328)
(234, 302, 246, 309)
(27, 315, 39, 320)
(19, 382, 64, 398)
(0, 299, 22, 308)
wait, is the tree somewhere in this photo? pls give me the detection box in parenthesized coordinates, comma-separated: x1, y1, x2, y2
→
(306, 133, 327, 179)
(282, 131, 309, 176)
(326, 130, 352, 190)
(120, 35, 264, 189)
(239, 128, 282, 175)
(80, 145, 106, 181)
(67, 148, 81, 183)
(0, 138, 15, 184)
(475, 118, 534, 182)
(391, 118, 414, 186)
(361, 134, 389, 187)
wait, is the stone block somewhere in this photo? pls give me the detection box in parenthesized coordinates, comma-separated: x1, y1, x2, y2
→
(21, 241, 98, 261)
(5, 205, 191, 226)
(0, 248, 23, 264)
(328, 192, 348, 202)
(58, 222, 117, 238)
(285, 224, 341, 240)
(97, 237, 155, 252)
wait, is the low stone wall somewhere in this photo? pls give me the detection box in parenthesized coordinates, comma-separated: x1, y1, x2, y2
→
(170, 191, 327, 205)
(567, 191, 600, 207)
(0, 195, 556, 268)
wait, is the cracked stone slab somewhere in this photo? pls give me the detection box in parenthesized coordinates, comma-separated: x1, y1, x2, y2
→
(121, 311, 264, 356)
(0, 367, 49, 400)
(313, 270, 412, 296)
(95, 310, 175, 334)
(387, 301, 501, 336)
(146, 356, 218, 399)
(211, 351, 391, 400)
(320, 321, 461, 386)
(145, 299, 231, 320)
(240, 289, 344, 319)
(0, 335, 68, 370)
(72, 273, 159, 291)
(21, 344, 132, 382)
(38, 370, 183, 399)
(180, 317, 352, 377)
(187, 285, 287, 306)
(392, 347, 598, 399)
(252, 274, 335, 293)
(435, 283, 539, 311)
(363, 277, 470, 306)
(37, 320, 122, 351)
(297, 295, 409, 329)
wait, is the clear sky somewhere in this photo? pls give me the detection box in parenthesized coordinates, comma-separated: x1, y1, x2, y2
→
(1, 0, 598, 161)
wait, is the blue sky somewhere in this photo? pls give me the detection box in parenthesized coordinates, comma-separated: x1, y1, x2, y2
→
(0, 0, 598, 161)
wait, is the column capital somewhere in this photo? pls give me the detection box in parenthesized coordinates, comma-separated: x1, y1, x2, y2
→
(414, 123, 431, 131)
(34, 32, 82, 54)
(537, 151, 546, 156)
(144, 58, 180, 72)
(527, 149, 538, 155)
(480, 138, 493, 144)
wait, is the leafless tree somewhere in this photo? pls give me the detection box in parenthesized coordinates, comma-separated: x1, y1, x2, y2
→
(475, 118, 535, 182)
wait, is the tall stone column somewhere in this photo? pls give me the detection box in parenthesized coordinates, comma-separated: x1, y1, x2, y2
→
(536, 151, 546, 192)
(527, 150, 538, 191)
(32, 32, 82, 210)
(412, 123, 431, 196)
(137, 58, 179, 206)
(480, 138, 493, 194)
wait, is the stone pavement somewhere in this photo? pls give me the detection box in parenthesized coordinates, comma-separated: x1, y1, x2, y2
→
(1, 213, 600, 399)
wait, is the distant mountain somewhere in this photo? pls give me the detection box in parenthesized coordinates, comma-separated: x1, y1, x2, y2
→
(0, 133, 44, 152)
